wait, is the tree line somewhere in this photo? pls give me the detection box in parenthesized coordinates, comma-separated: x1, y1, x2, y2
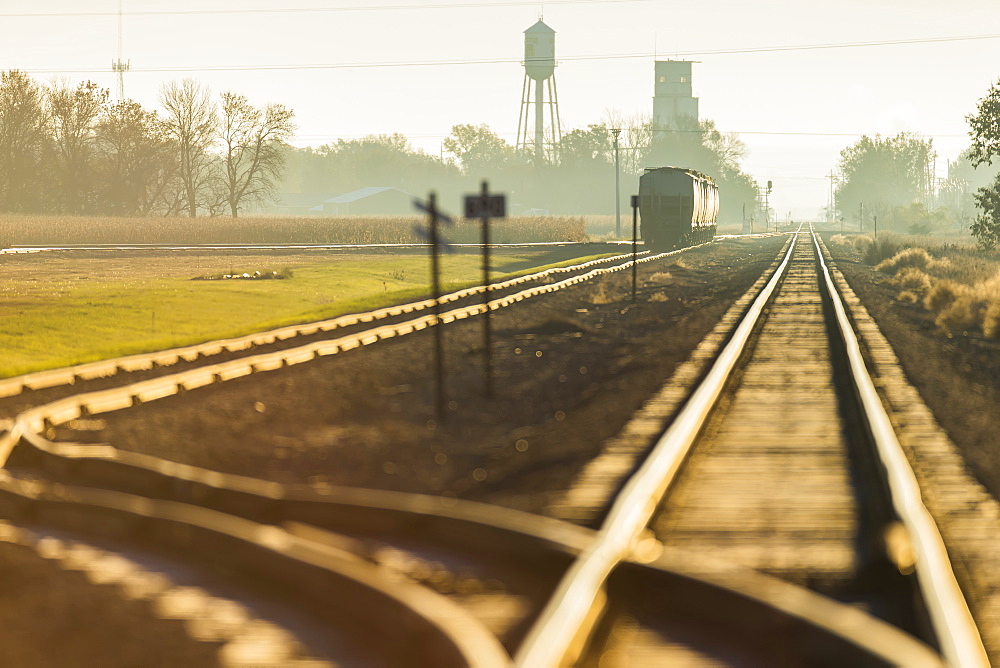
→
(1, 68, 760, 222)
(278, 116, 759, 222)
(833, 79, 1000, 248)
(0, 71, 294, 218)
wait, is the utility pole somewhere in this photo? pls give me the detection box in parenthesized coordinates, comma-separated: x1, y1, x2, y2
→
(612, 128, 621, 238)
(827, 170, 839, 223)
(765, 180, 772, 232)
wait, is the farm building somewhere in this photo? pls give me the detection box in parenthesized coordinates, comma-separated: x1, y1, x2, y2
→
(264, 192, 338, 216)
(311, 187, 417, 215)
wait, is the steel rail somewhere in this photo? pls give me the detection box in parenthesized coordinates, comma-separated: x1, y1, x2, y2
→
(0, 248, 655, 397)
(0, 449, 942, 665)
(811, 229, 989, 667)
(0, 244, 700, 466)
(1, 229, 955, 665)
(513, 228, 802, 667)
(0, 471, 512, 667)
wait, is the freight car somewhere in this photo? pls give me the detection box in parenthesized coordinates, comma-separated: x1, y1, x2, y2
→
(638, 167, 719, 248)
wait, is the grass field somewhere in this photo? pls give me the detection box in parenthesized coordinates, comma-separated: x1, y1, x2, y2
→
(0, 249, 608, 377)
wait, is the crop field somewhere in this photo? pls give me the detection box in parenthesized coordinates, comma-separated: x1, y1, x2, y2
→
(0, 214, 587, 246)
(0, 248, 607, 377)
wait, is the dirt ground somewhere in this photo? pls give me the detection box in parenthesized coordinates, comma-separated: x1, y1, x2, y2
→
(97, 236, 787, 518)
(826, 238, 1000, 501)
(0, 540, 221, 668)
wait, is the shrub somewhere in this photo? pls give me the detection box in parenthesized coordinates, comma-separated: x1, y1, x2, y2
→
(984, 302, 1000, 338)
(936, 297, 984, 333)
(890, 267, 932, 292)
(863, 235, 906, 265)
(924, 279, 967, 313)
(922, 270, 1000, 337)
(876, 248, 932, 273)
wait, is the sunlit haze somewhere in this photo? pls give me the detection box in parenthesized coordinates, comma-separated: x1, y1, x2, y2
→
(3, 0, 1000, 218)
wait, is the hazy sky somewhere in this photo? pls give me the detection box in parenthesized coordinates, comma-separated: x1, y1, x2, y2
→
(3, 0, 1000, 218)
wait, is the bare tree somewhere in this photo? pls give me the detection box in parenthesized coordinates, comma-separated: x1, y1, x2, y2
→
(602, 110, 651, 176)
(159, 79, 217, 217)
(48, 80, 108, 213)
(0, 70, 48, 212)
(218, 92, 295, 217)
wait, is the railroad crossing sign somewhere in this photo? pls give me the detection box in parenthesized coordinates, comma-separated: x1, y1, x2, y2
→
(413, 193, 453, 420)
(464, 194, 506, 219)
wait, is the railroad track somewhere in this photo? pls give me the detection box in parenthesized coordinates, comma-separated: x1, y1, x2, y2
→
(0, 245, 677, 406)
(0, 228, 988, 665)
(517, 226, 987, 666)
(0, 239, 709, 663)
(0, 240, 610, 255)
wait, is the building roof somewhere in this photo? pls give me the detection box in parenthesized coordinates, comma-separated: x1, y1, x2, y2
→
(322, 186, 413, 204)
(524, 19, 554, 34)
(272, 192, 337, 208)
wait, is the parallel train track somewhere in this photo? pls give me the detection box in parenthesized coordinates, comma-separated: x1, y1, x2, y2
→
(0, 240, 611, 256)
(517, 227, 986, 666)
(0, 245, 663, 402)
(0, 230, 990, 665)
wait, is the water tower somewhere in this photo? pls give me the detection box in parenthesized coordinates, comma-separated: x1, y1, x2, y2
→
(516, 19, 562, 161)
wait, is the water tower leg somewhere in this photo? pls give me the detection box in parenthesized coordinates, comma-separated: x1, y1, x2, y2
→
(534, 77, 544, 161)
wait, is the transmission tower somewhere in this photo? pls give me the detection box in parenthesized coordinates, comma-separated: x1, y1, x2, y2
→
(111, 1, 130, 101)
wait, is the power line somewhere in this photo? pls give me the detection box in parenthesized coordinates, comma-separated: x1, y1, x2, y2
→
(0, 0, 651, 18)
(16, 31, 1000, 77)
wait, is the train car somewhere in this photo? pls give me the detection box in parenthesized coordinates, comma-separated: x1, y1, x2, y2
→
(638, 167, 719, 248)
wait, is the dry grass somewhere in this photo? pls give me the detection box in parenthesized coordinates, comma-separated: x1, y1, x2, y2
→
(875, 248, 951, 275)
(889, 267, 933, 292)
(0, 214, 587, 246)
(875, 244, 1000, 338)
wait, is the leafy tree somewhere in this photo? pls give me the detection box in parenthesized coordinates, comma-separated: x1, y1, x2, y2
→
(892, 202, 950, 235)
(937, 150, 1000, 234)
(971, 175, 1000, 249)
(94, 100, 176, 216)
(48, 80, 108, 214)
(444, 124, 518, 177)
(966, 78, 1000, 248)
(276, 134, 462, 212)
(0, 70, 48, 212)
(218, 92, 295, 217)
(159, 79, 217, 217)
(835, 133, 935, 231)
(643, 118, 756, 224)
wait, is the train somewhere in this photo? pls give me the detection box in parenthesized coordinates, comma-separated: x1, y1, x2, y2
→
(638, 167, 719, 248)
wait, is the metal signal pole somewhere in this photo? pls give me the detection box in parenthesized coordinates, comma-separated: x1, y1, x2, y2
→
(414, 193, 453, 422)
(631, 195, 639, 302)
(429, 194, 445, 420)
(612, 128, 621, 238)
(464, 183, 507, 398)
